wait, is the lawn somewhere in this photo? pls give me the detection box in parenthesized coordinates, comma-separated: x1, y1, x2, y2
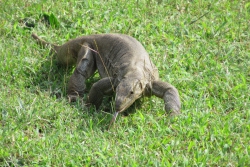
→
(0, 0, 249, 166)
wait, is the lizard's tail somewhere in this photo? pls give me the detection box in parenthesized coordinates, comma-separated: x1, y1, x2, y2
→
(31, 33, 59, 52)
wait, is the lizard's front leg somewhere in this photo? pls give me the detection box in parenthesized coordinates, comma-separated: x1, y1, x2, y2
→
(87, 77, 115, 109)
(67, 43, 96, 102)
(147, 81, 181, 116)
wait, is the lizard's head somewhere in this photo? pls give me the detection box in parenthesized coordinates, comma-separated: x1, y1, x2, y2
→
(115, 79, 145, 112)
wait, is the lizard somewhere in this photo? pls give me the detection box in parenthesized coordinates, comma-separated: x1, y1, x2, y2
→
(31, 33, 181, 128)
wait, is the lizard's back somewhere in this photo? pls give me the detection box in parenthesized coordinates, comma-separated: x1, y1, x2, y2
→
(79, 34, 159, 81)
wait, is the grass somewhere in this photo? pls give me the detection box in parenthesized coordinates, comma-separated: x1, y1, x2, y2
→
(0, 0, 249, 166)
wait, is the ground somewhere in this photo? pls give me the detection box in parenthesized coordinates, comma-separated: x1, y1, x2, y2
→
(0, 0, 249, 166)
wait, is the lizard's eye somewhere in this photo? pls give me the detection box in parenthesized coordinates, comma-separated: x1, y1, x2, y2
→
(130, 91, 134, 95)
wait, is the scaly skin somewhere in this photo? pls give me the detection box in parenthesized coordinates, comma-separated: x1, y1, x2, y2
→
(32, 33, 181, 128)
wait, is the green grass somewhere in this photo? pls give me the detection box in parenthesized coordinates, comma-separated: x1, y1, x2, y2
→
(0, 0, 249, 166)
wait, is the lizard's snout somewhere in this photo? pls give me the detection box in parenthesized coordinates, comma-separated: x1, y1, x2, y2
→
(115, 94, 139, 113)
(115, 95, 133, 113)
(115, 96, 126, 112)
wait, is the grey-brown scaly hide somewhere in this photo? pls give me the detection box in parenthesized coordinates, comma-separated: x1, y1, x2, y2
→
(32, 33, 181, 115)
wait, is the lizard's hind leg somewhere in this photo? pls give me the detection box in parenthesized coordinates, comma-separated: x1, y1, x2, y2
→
(67, 43, 97, 102)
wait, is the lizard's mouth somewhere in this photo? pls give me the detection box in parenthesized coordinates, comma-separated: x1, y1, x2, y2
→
(115, 95, 140, 113)
(116, 103, 131, 113)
